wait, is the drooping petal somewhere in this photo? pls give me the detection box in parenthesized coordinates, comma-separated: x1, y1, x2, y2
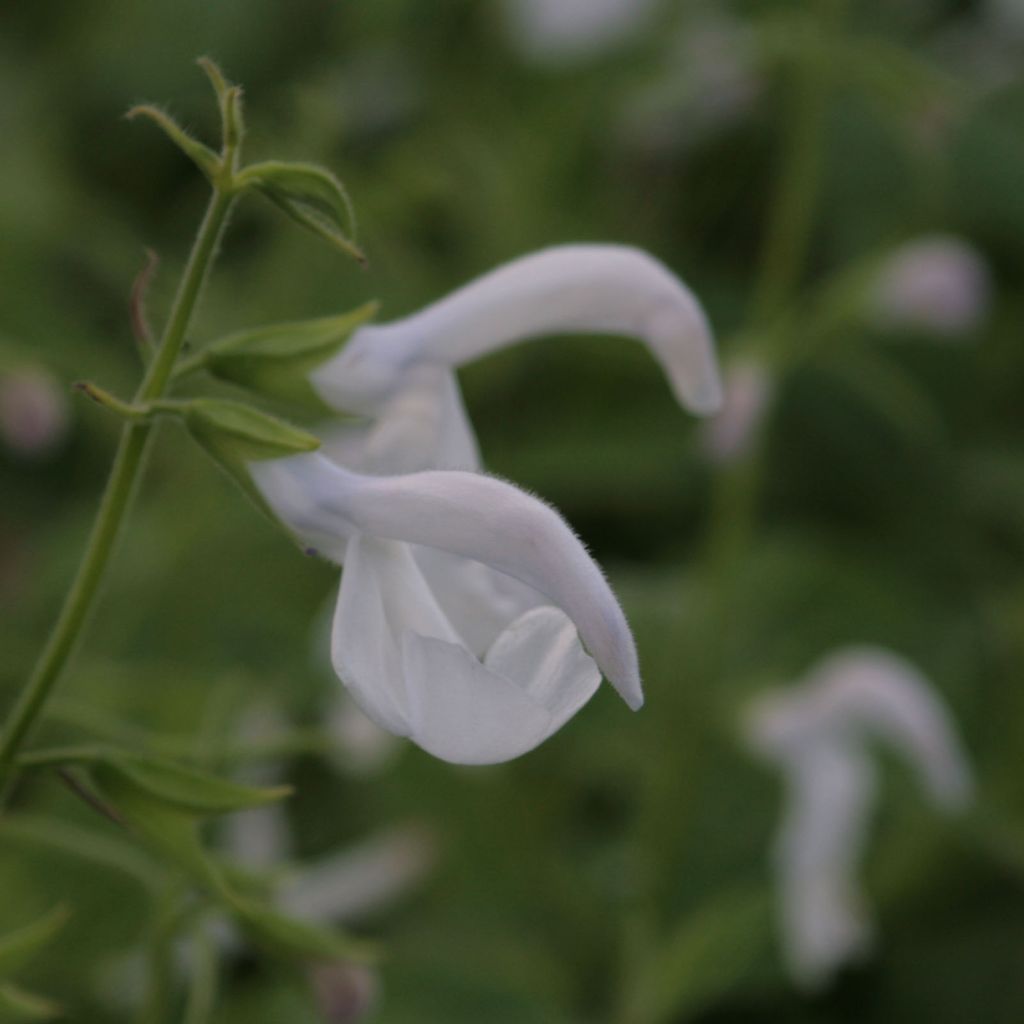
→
(331, 534, 461, 736)
(336, 537, 601, 764)
(402, 631, 572, 765)
(807, 647, 974, 811)
(774, 741, 876, 991)
(311, 244, 721, 416)
(340, 465, 642, 708)
(252, 453, 641, 707)
(400, 606, 600, 765)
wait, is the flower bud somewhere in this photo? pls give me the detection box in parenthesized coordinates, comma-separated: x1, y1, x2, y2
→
(870, 235, 990, 337)
(699, 357, 772, 464)
(0, 367, 69, 459)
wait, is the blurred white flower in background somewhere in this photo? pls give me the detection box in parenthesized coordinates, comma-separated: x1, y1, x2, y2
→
(0, 366, 69, 458)
(501, 0, 661, 64)
(278, 823, 437, 925)
(326, 690, 400, 776)
(617, 13, 761, 156)
(744, 646, 973, 990)
(221, 704, 293, 870)
(869, 235, 991, 337)
(699, 357, 773, 464)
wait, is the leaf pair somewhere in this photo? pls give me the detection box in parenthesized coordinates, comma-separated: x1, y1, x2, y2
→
(88, 754, 375, 965)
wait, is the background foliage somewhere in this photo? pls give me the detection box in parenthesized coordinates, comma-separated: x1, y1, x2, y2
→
(3, 0, 1024, 1020)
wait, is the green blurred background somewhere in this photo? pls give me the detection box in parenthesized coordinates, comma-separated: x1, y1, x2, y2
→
(3, 0, 1024, 1020)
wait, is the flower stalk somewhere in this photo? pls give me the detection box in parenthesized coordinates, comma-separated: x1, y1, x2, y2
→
(0, 185, 235, 800)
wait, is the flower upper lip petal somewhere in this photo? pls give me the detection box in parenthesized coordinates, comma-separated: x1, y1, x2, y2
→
(311, 244, 722, 418)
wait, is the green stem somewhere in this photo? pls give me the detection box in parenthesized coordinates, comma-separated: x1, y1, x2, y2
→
(700, 3, 843, 668)
(751, 14, 835, 325)
(181, 925, 219, 1024)
(0, 188, 234, 797)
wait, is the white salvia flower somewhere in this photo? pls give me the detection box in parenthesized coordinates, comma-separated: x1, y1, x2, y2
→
(500, 0, 661, 64)
(870, 235, 991, 338)
(699, 357, 773, 464)
(220, 704, 293, 869)
(252, 452, 641, 764)
(279, 823, 436, 924)
(326, 691, 400, 776)
(744, 646, 973, 990)
(313, 244, 721, 475)
(0, 366, 69, 458)
(618, 14, 761, 157)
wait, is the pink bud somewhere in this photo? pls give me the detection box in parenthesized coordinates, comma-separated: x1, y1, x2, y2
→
(309, 963, 379, 1023)
(871, 236, 990, 337)
(699, 358, 773, 464)
(0, 367, 69, 458)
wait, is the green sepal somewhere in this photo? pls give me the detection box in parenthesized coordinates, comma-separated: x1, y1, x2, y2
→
(188, 302, 379, 408)
(160, 397, 321, 464)
(0, 908, 70, 980)
(126, 105, 220, 181)
(0, 983, 62, 1021)
(92, 753, 292, 816)
(153, 397, 323, 549)
(236, 161, 365, 264)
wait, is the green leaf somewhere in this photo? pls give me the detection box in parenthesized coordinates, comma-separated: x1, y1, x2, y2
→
(126, 105, 220, 181)
(237, 161, 364, 264)
(96, 754, 292, 816)
(0, 983, 63, 1021)
(93, 766, 375, 967)
(0, 908, 69, 981)
(621, 885, 773, 1024)
(231, 900, 377, 965)
(91, 764, 229, 897)
(192, 302, 379, 407)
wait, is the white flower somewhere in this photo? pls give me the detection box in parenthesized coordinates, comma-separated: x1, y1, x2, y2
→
(870, 235, 991, 337)
(500, 0, 661, 64)
(312, 244, 721, 475)
(744, 646, 973, 990)
(278, 823, 436, 924)
(699, 356, 773, 464)
(252, 452, 640, 764)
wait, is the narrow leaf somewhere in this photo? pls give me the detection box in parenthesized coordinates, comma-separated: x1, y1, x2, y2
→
(0, 983, 62, 1021)
(0, 909, 69, 980)
(98, 754, 292, 815)
(231, 900, 377, 964)
(621, 885, 773, 1024)
(91, 764, 229, 897)
(238, 161, 364, 264)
